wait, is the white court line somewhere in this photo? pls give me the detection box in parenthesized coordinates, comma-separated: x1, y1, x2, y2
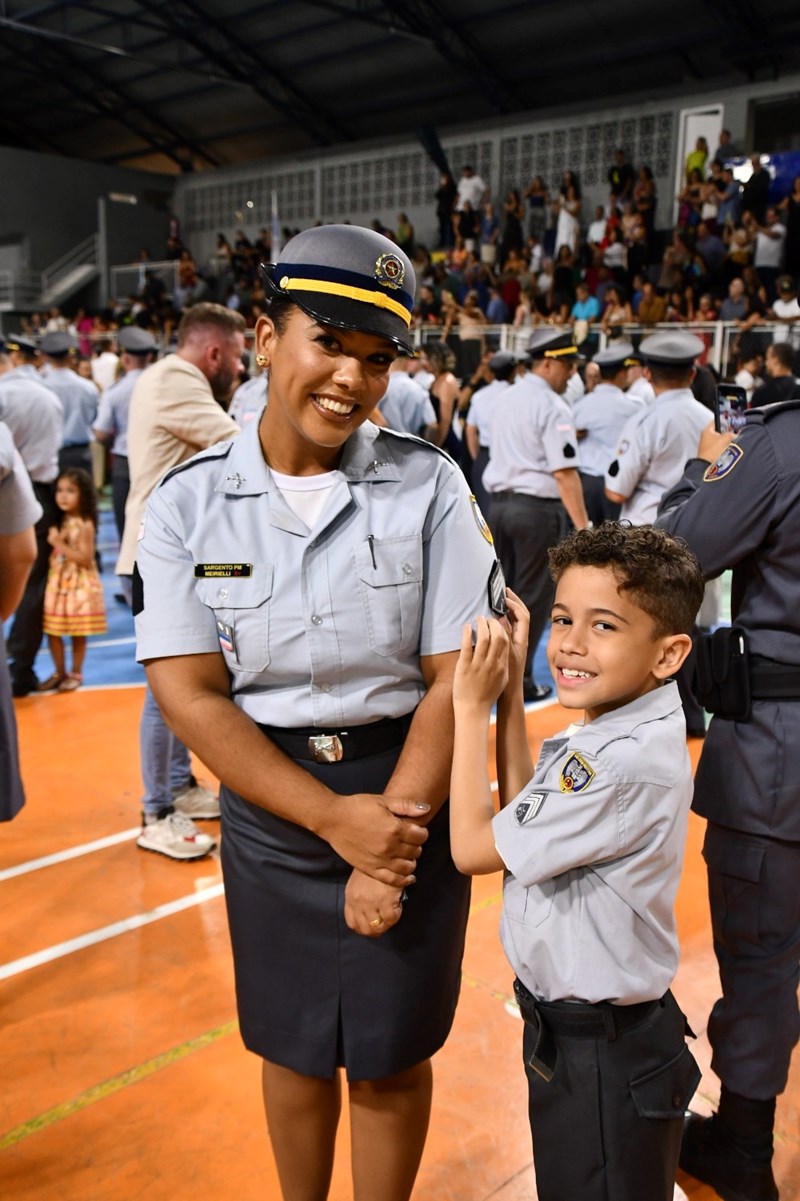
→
(0, 828, 142, 882)
(0, 883, 225, 982)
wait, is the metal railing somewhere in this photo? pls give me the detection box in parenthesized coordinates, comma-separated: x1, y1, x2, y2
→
(40, 233, 100, 302)
(0, 268, 42, 310)
(414, 320, 797, 378)
(109, 259, 180, 304)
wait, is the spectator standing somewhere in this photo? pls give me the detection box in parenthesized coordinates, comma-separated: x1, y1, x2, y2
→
(455, 165, 487, 213)
(498, 189, 525, 268)
(712, 128, 739, 163)
(770, 275, 800, 348)
(119, 304, 243, 860)
(752, 207, 787, 302)
(479, 202, 500, 266)
(741, 156, 771, 225)
(750, 343, 797, 405)
(607, 148, 635, 211)
(778, 174, 800, 281)
(523, 175, 550, 243)
(435, 172, 457, 248)
(685, 136, 709, 182)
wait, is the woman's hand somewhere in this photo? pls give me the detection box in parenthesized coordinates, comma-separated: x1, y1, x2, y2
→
(504, 589, 530, 695)
(453, 616, 509, 712)
(46, 526, 61, 549)
(324, 794, 430, 887)
(344, 869, 405, 938)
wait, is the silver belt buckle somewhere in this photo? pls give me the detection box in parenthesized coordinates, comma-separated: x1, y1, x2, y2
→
(308, 733, 345, 763)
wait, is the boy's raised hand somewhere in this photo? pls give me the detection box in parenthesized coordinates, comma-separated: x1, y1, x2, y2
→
(504, 589, 530, 693)
(453, 616, 510, 710)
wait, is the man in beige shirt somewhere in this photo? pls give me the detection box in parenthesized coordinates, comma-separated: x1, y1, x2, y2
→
(120, 303, 244, 860)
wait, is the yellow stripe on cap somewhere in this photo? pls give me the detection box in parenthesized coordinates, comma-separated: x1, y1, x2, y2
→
(543, 345, 579, 358)
(279, 276, 412, 327)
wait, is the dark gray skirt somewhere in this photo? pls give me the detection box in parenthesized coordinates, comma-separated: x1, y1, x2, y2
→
(220, 732, 471, 1081)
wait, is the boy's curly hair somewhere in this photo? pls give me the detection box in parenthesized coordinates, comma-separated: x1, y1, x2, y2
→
(548, 522, 704, 637)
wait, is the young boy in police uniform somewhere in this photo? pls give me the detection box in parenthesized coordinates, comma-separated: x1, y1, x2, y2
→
(449, 523, 705, 1201)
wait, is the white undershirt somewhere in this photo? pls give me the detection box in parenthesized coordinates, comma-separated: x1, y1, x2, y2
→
(269, 468, 340, 528)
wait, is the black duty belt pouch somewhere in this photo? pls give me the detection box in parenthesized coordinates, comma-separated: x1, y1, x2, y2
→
(693, 625, 751, 721)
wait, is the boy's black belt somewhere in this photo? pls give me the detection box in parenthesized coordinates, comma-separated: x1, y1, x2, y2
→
(514, 978, 663, 1082)
(259, 711, 414, 764)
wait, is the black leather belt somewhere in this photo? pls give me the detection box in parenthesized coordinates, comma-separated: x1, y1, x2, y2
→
(490, 492, 560, 504)
(514, 978, 663, 1082)
(259, 712, 414, 764)
(750, 656, 800, 701)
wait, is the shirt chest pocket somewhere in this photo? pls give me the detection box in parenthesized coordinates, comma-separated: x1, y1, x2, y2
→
(197, 564, 274, 673)
(355, 534, 423, 658)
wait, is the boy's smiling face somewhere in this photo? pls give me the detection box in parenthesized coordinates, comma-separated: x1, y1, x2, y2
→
(547, 564, 689, 724)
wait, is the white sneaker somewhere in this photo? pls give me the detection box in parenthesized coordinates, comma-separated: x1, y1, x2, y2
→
(172, 780, 220, 820)
(137, 811, 216, 860)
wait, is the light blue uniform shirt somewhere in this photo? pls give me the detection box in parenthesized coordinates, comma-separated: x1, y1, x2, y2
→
(571, 383, 645, 478)
(0, 422, 43, 532)
(43, 368, 98, 446)
(605, 387, 712, 525)
(0, 365, 63, 483)
(482, 372, 579, 498)
(465, 378, 509, 448)
(229, 374, 268, 428)
(135, 418, 498, 726)
(494, 683, 691, 1005)
(378, 373, 435, 437)
(93, 368, 144, 457)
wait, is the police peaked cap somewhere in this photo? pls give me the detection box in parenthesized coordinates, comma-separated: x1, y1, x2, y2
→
(638, 331, 705, 368)
(260, 224, 416, 353)
(4, 333, 39, 356)
(593, 342, 639, 369)
(39, 331, 77, 357)
(527, 328, 582, 361)
(488, 351, 518, 375)
(118, 326, 158, 354)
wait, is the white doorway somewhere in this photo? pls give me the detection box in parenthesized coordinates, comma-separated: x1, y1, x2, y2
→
(673, 104, 724, 223)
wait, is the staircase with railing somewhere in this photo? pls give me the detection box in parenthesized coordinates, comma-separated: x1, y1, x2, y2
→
(0, 234, 100, 313)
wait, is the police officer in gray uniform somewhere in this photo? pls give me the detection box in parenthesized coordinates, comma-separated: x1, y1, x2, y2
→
(483, 328, 590, 701)
(463, 349, 516, 519)
(93, 326, 158, 543)
(0, 334, 63, 696)
(228, 369, 268, 428)
(39, 331, 99, 476)
(134, 224, 500, 1201)
(376, 356, 436, 437)
(605, 332, 713, 526)
(572, 342, 644, 525)
(657, 408, 800, 1201)
(0, 420, 41, 816)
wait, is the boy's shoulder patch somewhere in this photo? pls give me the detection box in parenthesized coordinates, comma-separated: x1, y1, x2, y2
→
(560, 752, 595, 793)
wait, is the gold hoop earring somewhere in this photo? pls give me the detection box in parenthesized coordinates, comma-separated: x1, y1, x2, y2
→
(255, 353, 269, 368)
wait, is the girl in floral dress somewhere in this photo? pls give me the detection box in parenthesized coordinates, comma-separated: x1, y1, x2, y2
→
(39, 468, 106, 692)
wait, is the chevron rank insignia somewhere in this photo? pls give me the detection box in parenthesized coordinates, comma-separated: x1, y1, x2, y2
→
(515, 792, 547, 824)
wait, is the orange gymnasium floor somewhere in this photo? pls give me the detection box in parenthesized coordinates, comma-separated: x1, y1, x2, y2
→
(1, 689, 798, 1201)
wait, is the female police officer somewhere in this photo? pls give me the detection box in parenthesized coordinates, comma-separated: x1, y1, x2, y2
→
(133, 225, 499, 1201)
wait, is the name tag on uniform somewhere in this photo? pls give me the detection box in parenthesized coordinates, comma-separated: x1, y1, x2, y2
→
(194, 563, 253, 578)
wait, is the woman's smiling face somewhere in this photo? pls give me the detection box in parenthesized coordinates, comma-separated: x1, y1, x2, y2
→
(256, 306, 399, 472)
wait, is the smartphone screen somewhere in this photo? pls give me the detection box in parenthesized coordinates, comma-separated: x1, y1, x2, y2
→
(714, 384, 749, 434)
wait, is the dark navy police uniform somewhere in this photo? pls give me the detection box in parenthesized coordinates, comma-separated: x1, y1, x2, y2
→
(658, 400, 800, 1199)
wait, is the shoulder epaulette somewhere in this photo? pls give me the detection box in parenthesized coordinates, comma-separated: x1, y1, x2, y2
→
(749, 398, 800, 424)
(159, 442, 234, 487)
(376, 426, 458, 464)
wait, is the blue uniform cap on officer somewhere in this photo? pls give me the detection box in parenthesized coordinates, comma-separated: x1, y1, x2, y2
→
(260, 224, 417, 354)
(592, 342, 639, 370)
(118, 326, 158, 355)
(4, 333, 39, 356)
(39, 331, 78, 358)
(638, 331, 705, 369)
(488, 351, 518, 376)
(527, 328, 582, 362)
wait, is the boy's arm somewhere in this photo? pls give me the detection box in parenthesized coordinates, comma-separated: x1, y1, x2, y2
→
(450, 618, 506, 875)
(495, 589, 536, 806)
